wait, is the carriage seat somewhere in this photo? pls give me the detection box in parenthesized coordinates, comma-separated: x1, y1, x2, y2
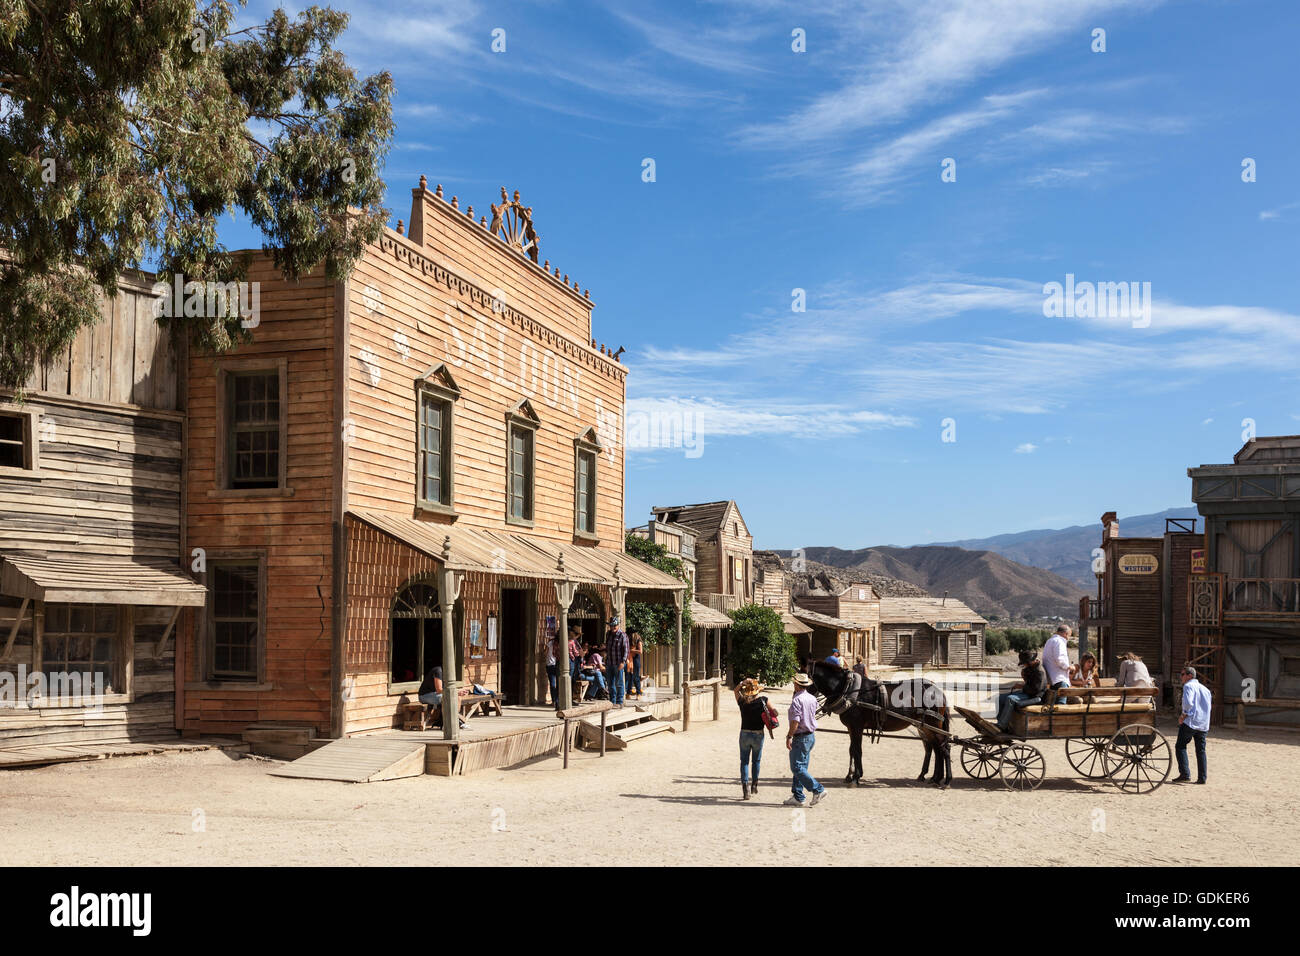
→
(1019, 700, 1154, 715)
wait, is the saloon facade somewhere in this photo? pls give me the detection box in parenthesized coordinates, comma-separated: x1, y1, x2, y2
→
(182, 179, 684, 741)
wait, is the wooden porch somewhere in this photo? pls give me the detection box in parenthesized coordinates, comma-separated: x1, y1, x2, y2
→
(0, 735, 242, 770)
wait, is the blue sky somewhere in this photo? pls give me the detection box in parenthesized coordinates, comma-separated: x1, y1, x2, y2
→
(225, 0, 1299, 549)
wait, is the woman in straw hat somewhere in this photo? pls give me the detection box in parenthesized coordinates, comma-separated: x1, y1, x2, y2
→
(735, 678, 776, 800)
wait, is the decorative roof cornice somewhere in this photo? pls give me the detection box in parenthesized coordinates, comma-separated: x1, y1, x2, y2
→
(377, 230, 626, 382)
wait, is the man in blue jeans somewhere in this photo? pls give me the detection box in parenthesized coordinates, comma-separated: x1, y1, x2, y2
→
(784, 673, 827, 807)
(1173, 665, 1211, 784)
(604, 618, 629, 706)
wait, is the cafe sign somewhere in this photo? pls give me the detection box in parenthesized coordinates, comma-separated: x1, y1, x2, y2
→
(1118, 553, 1159, 575)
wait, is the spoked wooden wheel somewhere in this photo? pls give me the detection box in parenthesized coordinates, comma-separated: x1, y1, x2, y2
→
(1065, 736, 1113, 779)
(960, 742, 1006, 779)
(998, 744, 1046, 791)
(1105, 724, 1172, 794)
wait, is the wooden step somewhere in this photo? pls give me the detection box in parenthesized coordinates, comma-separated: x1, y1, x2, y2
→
(267, 737, 427, 783)
(611, 719, 674, 743)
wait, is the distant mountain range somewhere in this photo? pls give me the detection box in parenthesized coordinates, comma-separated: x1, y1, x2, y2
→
(773, 506, 1200, 623)
(775, 545, 1084, 622)
(930, 506, 1198, 590)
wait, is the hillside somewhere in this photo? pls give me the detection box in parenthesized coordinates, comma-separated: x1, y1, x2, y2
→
(931, 506, 1198, 589)
(776, 545, 1084, 622)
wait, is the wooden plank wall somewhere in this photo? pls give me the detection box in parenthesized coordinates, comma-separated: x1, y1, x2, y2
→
(345, 228, 627, 548)
(881, 623, 937, 668)
(716, 506, 753, 600)
(1110, 538, 1164, 670)
(406, 186, 596, 348)
(21, 279, 178, 412)
(0, 602, 178, 747)
(182, 263, 335, 737)
(0, 402, 183, 558)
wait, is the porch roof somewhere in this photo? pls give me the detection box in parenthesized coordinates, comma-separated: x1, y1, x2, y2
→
(780, 609, 815, 635)
(349, 510, 686, 592)
(0, 552, 207, 606)
(790, 606, 856, 631)
(690, 601, 732, 628)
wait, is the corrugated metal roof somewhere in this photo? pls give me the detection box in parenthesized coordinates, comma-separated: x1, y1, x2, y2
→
(878, 596, 987, 625)
(0, 552, 207, 606)
(350, 511, 685, 591)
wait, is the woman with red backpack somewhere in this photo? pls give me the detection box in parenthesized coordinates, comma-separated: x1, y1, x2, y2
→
(735, 678, 779, 800)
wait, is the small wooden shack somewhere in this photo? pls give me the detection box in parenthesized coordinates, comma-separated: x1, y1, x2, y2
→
(877, 596, 986, 668)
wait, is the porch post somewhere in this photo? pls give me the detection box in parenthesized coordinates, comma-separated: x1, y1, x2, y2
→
(673, 588, 684, 696)
(713, 626, 722, 680)
(555, 554, 576, 712)
(439, 536, 465, 742)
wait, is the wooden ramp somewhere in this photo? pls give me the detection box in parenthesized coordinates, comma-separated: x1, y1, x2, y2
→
(578, 708, 674, 751)
(267, 737, 427, 783)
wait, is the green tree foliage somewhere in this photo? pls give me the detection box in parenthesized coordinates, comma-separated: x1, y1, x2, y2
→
(727, 604, 796, 686)
(0, 1, 394, 389)
(984, 627, 1052, 654)
(623, 532, 692, 646)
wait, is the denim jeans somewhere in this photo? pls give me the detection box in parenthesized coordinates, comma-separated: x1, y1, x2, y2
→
(418, 691, 442, 708)
(997, 691, 1040, 730)
(545, 664, 558, 705)
(789, 733, 824, 802)
(629, 656, 642, 694)
(739, 730, 764, 783)
(1176, 724, 1207, 782)
(608, 665, 625, 705)
(582, 669, 607, 698)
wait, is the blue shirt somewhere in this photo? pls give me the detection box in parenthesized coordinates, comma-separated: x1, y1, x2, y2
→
(1181, 678, 1211, 732)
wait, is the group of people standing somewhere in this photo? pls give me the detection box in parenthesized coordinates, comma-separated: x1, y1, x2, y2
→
(734, 672, 828, 807)
(545, 617, 644, 708)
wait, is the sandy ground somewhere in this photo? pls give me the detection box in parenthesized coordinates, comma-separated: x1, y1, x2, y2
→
(2, 688, 1296, 866)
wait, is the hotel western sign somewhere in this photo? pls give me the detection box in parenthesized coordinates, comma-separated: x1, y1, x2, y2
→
(1118, 554, 1159, 575)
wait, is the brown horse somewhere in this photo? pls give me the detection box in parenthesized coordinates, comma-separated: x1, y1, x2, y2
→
(806, 660, 953, 788)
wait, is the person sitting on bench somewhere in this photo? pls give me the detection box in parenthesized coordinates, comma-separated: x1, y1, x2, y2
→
(417, 665, 447, 727)
(996, 651, 1046, 730)
(580, 644, 608, 700)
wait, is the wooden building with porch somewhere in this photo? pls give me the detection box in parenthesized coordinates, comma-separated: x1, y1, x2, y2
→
(0, 273, 207, 762)
(1078, 510, 1203, 696)
(877, 596, 986, 669)
(792, 580, 880, 667)
(1187, 436, 1300, 728)
(181, 178, 685, 745)
(651, 500, 753, 612)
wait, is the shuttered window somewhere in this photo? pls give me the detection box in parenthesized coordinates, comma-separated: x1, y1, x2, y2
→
(508, 424, 534, 522)
(576, 448, 596, 534)
(419, 391, 452, 507)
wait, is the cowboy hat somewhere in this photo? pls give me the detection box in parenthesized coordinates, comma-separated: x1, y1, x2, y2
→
(792, 673, 814, 688)
(737, 678, 761, 700)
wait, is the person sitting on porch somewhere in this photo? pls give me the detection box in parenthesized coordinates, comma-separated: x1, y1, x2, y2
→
(580, 644, 608, 699)
(996, 651, 1047, 731)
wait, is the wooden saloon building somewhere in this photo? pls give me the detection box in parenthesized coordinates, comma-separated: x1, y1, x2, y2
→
(182, 179, 685, 742)
(0, 273, 207, 761)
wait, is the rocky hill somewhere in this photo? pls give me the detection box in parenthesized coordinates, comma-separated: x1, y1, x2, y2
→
(775, 545, 1084, 622)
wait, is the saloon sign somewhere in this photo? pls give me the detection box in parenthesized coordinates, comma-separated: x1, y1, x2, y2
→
(1118, 553, 1159, 575)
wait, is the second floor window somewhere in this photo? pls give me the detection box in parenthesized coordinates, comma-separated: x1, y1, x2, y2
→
(505, 400, 540, 525)
(419, 391, 452, 507)
(573, 427, 601, 538)
(0, 406, 39, 475)
(225, 369, 283, 489)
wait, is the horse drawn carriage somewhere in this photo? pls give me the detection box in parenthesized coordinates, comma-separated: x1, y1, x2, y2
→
(952, 685, 1171, 793)
(807, 662, 1172, 794)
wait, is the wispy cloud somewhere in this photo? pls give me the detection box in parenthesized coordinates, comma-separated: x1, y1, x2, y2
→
(1015, 443, 1039, 454)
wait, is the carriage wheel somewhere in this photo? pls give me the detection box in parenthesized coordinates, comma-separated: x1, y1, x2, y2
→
(1065, 736, 1113, 779)
(960, 743, 1005, 779)
(1105, 724, 1172, 794)
(998, 744, 1046, 791)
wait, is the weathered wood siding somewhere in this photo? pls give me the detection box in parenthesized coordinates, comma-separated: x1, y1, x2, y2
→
(881, 623, 938, 668)
(1106, 538, 1163, 669)
(344, 228, 627, 546)
(182, 264, 337, 736)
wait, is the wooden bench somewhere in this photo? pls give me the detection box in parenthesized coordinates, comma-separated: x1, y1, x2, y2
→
(458, 693, 505, 723)
(1227, 696, 1300, 731)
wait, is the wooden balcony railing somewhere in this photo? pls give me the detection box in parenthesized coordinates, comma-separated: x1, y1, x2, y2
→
(1079, 596, 1110, 621)
(1223, 578, 1300, 618)
(707, 593, 741, 613)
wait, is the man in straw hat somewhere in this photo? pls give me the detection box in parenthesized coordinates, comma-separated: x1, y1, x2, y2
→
(784, 673, 828, 807)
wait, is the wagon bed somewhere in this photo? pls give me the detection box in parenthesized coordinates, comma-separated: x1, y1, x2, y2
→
(952, 685, 1171, 793)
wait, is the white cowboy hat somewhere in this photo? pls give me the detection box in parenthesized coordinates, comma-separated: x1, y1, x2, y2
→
(792, 673, 814, 688)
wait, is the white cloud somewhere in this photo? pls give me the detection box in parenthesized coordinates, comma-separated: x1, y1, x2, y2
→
(1015, 443, 1038, 454)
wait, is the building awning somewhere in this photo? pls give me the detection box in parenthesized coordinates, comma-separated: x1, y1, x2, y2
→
(0, 553, 207, 606)
(791, 606, 856, 631)
(350, 510, 686, 592)
(690, 601, 732, 628)
(780, 610, 814, 635)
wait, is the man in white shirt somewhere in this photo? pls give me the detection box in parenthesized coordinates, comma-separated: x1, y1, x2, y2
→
(1042, 625, 1073, 698)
